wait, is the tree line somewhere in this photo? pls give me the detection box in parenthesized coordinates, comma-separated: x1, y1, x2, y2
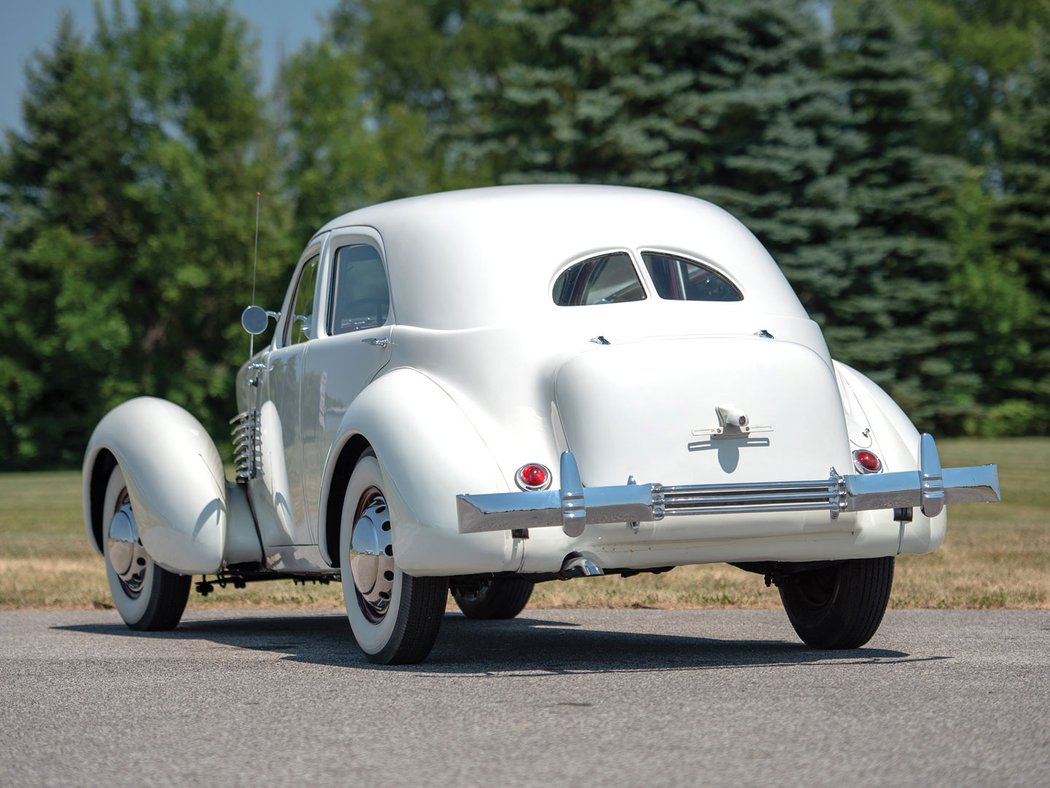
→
(1, 0, 1047, 469)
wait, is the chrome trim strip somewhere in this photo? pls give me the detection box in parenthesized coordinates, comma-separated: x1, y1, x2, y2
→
(559, 451, 587, 536)
(919, 433, 945, 517)
(229, 408, 262, 482)
(456, 435, 1000, 536)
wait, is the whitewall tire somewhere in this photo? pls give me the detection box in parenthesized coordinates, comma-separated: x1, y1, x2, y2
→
(340, 451, 448, 664)
(102, 466, 190, 630)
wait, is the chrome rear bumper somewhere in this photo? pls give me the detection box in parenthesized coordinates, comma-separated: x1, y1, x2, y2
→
(456, 434, 1000, 537)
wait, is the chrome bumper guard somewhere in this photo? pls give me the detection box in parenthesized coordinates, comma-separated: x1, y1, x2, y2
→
(456, 434, 1000, 537)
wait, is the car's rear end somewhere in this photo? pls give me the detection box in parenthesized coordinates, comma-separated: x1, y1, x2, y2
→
(365, 185, 999, 650)
(456, 319, 998, 572)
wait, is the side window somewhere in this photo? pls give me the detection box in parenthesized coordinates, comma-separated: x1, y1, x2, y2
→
(285, 254, 320, 346)
(328, 244, 390, 335)
(553, 252, 646, 306)
(642, 252, 742, 302)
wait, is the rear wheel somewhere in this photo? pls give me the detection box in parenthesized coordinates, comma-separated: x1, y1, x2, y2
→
(102, 466, 190, 631)
(340, 451, 448, 664)
(778, 557, 894, 649)
(452, 577, 534, 619)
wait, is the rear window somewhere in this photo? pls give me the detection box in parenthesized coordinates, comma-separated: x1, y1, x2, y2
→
(642, 252, 742, 302)
(553, 252, 646, 306)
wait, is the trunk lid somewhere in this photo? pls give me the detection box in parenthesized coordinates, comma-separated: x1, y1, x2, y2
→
(553, 335, 852, 488)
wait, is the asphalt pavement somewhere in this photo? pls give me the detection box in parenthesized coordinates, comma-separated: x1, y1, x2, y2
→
(1, 607, 1048, 787)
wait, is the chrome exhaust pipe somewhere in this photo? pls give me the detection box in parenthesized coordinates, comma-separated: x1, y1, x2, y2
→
(560, 554, 604, 579)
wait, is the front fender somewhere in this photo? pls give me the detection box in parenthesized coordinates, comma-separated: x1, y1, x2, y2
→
(83, 397, 250, 574)
(319, 369, 522, 576)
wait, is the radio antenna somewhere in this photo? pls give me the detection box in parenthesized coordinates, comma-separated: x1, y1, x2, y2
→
(251, 191, 261, 305)
(249, 191, 261, 358)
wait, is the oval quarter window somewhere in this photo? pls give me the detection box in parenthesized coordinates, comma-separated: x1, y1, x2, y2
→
(553, 252, 646, 306)
(642, 252, 742, 302)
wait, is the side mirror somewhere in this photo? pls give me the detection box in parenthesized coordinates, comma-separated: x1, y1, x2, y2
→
(241, 305, 276, 336)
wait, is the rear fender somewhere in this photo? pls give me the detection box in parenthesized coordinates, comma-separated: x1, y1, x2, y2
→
(318, 369, 521, 576)
(83, 397, 261, 574)
(833, 362, 947, 553)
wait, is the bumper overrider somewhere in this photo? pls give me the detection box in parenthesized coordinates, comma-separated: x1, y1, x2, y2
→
(457, 434, 1000, 537)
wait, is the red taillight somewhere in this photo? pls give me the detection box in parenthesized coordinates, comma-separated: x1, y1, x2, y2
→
(853, 450, 882, 473)
(516, 463, 551, 491)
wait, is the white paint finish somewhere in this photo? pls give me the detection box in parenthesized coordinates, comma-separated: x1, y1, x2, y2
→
(260, 345, 311, 544)
(244, 237, 327, 550)
(323, 367, 520, 575)
(834, 362, 946, 554)
(554, 334, 849, 488)
(518, 519, 904, 574)
(252, 400, 296, 546)
(82, 397, 234, 574)
(317, 185, 807, 332)
(221, 481, 264, 565)
(301, 329, 391, 531)
(87, 184, 970, 582)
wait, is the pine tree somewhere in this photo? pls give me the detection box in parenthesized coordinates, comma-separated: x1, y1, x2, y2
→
(991, 34, 1050, 434)
(452, 0, 856, 317)
(830, 0, 976, 429)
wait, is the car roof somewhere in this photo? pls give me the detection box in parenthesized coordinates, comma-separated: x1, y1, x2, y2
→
(317, 184, 805, 330)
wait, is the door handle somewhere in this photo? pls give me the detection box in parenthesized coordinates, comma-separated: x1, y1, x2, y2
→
(362, 337, 389, 349)
(247, 360, 271, 387)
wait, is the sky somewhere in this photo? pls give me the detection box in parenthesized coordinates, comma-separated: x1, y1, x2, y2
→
(0, 0, 340, 135)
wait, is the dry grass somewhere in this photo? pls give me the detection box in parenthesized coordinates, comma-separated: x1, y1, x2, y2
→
(1, 438, 1046, 611)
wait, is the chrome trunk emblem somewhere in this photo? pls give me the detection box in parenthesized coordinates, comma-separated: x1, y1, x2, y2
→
(691, 405, 772, 440)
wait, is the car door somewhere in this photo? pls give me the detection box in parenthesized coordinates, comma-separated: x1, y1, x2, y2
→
(248, 237, 327, 551)
(299, 230, 394, 530)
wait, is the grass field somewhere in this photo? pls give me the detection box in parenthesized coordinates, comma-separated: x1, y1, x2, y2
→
(1, 438, 1046, 611)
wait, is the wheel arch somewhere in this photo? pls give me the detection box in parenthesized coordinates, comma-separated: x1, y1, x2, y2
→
(316, 368, 522, 575)
(321, 433, 372, 568)
(85, 448, 118, 555)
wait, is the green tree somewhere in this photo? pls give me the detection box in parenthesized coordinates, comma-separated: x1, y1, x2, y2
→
(893, 0, 1050, 164)
(276, 0, 512, 227)
(453, 0, 856, 315)
(863, 0, 1050, 433)
(0, 14, 132, 466)
(829, 0, 977, 429)
(277, 32, 429, 246)
(0, 1, 285, 468)
(989, 34, 1050, 434)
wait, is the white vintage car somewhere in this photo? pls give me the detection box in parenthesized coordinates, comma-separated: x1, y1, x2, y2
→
(83, 185, 1000, 663)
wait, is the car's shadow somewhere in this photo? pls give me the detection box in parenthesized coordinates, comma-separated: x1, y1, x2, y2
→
(55, 611, 945, 674)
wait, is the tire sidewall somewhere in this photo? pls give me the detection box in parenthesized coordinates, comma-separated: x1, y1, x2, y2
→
(779, 558, 894, 649)
(102, 466, 157, 627)
(340, 454, 404, 656)
(452, 577, 534, 620)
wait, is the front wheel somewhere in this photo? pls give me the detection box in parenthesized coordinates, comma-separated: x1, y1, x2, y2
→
(778, 557, 894, 649)
(102, 466, 191, 631)
(340, 451, 448, 664)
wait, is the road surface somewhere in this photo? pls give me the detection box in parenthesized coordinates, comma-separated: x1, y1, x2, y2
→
(1, 608, 1047, 786)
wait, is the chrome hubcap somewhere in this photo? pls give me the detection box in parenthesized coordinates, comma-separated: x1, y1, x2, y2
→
(350, 492, 395, 622)
(108, 499, 147, 598)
